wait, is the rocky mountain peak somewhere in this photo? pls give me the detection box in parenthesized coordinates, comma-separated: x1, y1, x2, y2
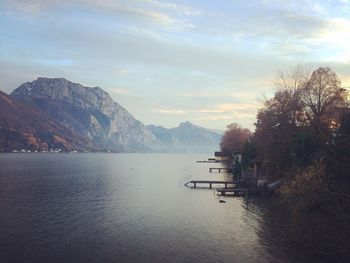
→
(10, 77, 164, 152)
(179, 121, 197, 129)
(11, 77, 111, 105)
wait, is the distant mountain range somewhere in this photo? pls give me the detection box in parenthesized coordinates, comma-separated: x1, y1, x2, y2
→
(0, 77, 221, 153)
(148, 122, 221, 153)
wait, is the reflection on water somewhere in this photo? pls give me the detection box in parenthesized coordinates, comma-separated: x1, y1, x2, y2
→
(0, 153, 314, 262)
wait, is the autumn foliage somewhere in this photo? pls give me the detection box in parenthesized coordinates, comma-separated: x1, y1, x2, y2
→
(220, 123, 251, 156)
(253, 66, 348, 177)
(251, 66, 350, 261)
(221, 66, 350, 260)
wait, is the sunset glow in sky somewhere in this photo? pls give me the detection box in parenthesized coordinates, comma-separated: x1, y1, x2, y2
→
(1, 0, 350, 130)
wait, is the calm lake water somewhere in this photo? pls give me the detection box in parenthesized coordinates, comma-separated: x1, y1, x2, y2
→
(0, 153, 317, 263)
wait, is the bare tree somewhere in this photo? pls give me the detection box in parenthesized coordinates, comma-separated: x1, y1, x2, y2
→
(254, 66, 315, 175)
(302, 67, 348, 140)
(273, 65, 311, 126)
(274, 65, 311, 93)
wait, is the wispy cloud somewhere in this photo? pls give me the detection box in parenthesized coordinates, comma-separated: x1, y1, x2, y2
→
(197, 112, 255, 121)
(115, 69, 129, 76)
(315, 17, 350, 62)
(149, 102, 257, 128)
(196, 115, 234, 121)
(108, 88, 132, 96)
(2, 0, 350, 130)
(2, 0, 198, 31)
(150, 108, 187, 114)
(149, 102, 258, 117)
(143, 0, 202, 16)
(196, 103, 258, 113)
(177, 92, 225, 98)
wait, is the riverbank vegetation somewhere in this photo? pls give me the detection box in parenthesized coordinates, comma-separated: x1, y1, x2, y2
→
(221, 66, 350, 261)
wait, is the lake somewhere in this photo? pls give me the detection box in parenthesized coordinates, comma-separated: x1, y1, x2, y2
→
(0, 153, 316, 262)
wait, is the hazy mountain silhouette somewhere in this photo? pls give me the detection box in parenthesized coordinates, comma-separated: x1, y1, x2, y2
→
(148, 121, 221, 153)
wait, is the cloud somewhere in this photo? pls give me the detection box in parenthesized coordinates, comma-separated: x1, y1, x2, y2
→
(1, 0, 58, 15)
(150, 108, 187, 115)
(115, 69, 129, 76)
(177, 92, 226, 98)
(2, 0, 350, 130)
(196, 115, 234, 121)
(143, 0, 202, 16)
(108, 88, 132, 95)
(2, 0, 197, 31)
(315, 17, 350, 62)
(196, 103, 258, 113)
(149, 102, 258, 130)
(196, 0, 350, 63)
(151, 103, 258, 114)
(197, 112, 255, 121)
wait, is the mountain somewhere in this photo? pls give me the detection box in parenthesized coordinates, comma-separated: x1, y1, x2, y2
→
(1, 77, 221, 152)
(11, 77, 164, 152)
(148, 121, 221, 153)
(208, 128, 224, 135)
(0, 90, 91, 152)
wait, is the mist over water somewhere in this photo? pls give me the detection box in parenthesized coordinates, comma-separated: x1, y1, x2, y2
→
(0, 153, 314, 263)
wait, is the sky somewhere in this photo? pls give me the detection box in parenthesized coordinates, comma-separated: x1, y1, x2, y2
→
(1, 0, 350, 131)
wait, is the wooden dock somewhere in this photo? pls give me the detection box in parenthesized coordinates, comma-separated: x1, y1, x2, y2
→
(209, 167, 233, 173)
(216, 188, 248, 196)
(216, 188, 272, 196)
(184, 180, 236, 189)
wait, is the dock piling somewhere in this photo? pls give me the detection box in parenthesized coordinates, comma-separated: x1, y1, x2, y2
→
(209, 167, 233, 173)
(185, 180, 236, 189)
